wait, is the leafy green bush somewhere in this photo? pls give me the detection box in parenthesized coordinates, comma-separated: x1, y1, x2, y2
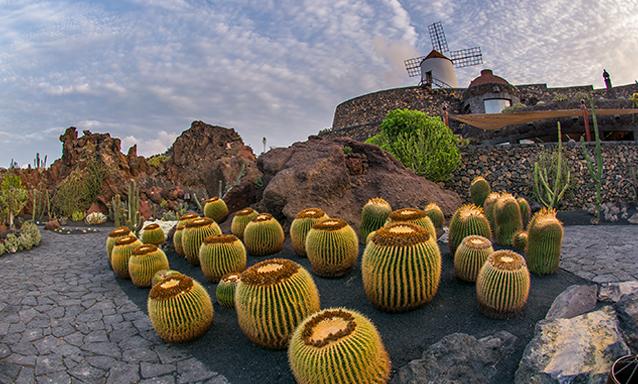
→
(71, 210, 85, 222)
(53, 160, 105, 218)
(147, 154, 169, 168)
(366, 109, 461, 181)
(0, 173, 29, 228)
(0, 222, 42, 256)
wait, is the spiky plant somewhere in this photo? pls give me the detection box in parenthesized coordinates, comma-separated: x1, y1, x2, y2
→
(385, 208, 437, 239)
(181, 217, 222, 265)
(288, 308, 391, 384)
(453, 235, 494, 282)
(128, 244, 170, 288)
(423, 202, 445, 239)
(198, 234, 247, 282)
(483, 192, 501, 231)
(359, 198, 392, 243)
(151, 269, 182, 286)
(111, 235, 143, 279)
(470, 176, 491, 206)
(448, 204, 492, 255)
(512, 231, 528, 251)
(173, 213, 199, 256)
(231, 208, 259, 240)
(517, 197, 532, 227)
(526, 209, 564, 275)
(141, 223, 166, 246)
(362, 223, 441, 312)
(148, 273, 214, 343)
(290, 208, 329, 257)
(243, 213, 285, 256)
(494, 193, 523, 246)
(106, 227, 131, 269)
(216, 272, 240, 308)
(204, 197, 229, 223)
(305, 218, 359, 277)
(235, 258, 320, 349)
(476, 250, 530, 319)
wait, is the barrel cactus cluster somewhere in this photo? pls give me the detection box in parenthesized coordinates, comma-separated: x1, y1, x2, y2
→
(106, 227, 132, 269)
(243, 213, 285, 256)
(128, 244, 170, 288)
(111, 235, 143, 279)
(182, 217, 222, 265)
(359, 198, 392, 242)
(290, 208, 329, 256)
(305, 218, 359, 277)
(231, 208, 259, 239)
(493, 193, 524, 246)
(173, 213, 199, 256)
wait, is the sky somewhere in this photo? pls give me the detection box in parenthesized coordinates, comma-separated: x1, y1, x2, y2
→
(1, 0, 637, 166)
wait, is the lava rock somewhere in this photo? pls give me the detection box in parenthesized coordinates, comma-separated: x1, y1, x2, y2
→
(599, 281, 638, 303)
(614, 292, 638, 353)
(545, 284, 598, 320)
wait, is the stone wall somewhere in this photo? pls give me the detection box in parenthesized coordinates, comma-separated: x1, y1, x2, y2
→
(445, 141, 637, 209)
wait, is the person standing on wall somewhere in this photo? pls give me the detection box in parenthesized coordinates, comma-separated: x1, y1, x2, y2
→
(603, 69, 612, 90)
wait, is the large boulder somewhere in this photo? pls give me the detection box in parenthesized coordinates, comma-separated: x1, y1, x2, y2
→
(394, 331, 517, 384)
(614, 292, 638, 353)
(515, 306, 630, 384)
(256, 136, 462, 226)
(545, 284, 598, 320)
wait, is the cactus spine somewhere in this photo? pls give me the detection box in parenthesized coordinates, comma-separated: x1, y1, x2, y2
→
(216, 272, 240, 308)
(148, 273, 213, 343)
(305, 218, 359, 277)
(141, 223, 166, 246)
(203, 197, 229, 223)
(517, 197, 531, 227)
(243, 213, 285, 256)
(288, 308, 391, 384)
(111, 235, 142, 279)
(290, 208, 329, 257)
(470, 176, 491, 206)
(151, 269, 182, 287)
(526, 209, 564, 275)
(106, 227, 131, 268)
(423, 202, 445, 239)
(494, 193, 523, 246)
(448, 204, 492, 255)
(359, 198, 392, 243)
(454, 235, 494, 282)
(181, 217, 222, 265)
(385, 208, 437, 239)
(173, 213, 199, 256)
(231, 208, 259, 240)
(198, 234, 247, 282)
(476, 250, 530, 318)
(128, 244, 170, 288)
(362, 223, 441, 312)
(512, 231, 528, 251)
(235, 258, 320, 349)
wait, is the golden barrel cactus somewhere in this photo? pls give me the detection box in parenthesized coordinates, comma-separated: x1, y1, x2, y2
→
(106, 227, 132, 269)
(476, 250, 530, 319)
(517, 197, 532, 227)
(305, 218, 359, 277)
(231, 208, 259, 240)
(181, 217, 222, 265)
(203, 197, 229, 223)
(151, 269, 182, 286)
(173, 213, 199, 256)
(111, 235, 143, 279)
(290, 208, 329, 257)
(494, 193, 524, 246)
(385, 208, 437, 239)
(243, 213, 285, 256)
(470, 176, 491, 206)
(359, 198, 392, 243)
(526, 209, 564, 275)
(235, 258, 320, 349)
(198, 234, 247, 282)
(448, 204, 492, 255)
(512, 231, 528, 251)
(128, 244, 170, 288)
(288, 308, 391, 384)
(141, 223, 166, 246)
(423, 202, 445, 239)
(483, 192, 501, 231)
(362, 223, 441, 312)
(148, 273, 213, 343)
(453, 235, 494, 282)
(216, 272, 240, 308)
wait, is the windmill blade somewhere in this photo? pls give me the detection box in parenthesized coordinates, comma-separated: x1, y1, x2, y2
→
(428, 22, 449, 53)
(404, 56, 426, 77)
(450, 47, 483, 68)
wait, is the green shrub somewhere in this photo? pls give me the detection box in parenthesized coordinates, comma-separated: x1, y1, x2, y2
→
(342, 145, 353, 155)
(0, 173, 29, 228)
(501, 103, 526, 113)
(552, 94, 568, 103)
(147, 154, 169, 168)
(53, 160, 105, 218)
(366, 109, 461, 182)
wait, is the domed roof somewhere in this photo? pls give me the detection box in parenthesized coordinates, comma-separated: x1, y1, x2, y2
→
(422, 49, 452, 62)
(469, 69, 510, 88)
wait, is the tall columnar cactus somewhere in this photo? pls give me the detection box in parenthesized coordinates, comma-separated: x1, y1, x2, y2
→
(483, 192, 500, 232)
(453, 235, 494, 283)
(512, 231, 528, 251)
(173, 213, 199, 256)
(141, 223, 166, 246)
(243, 213, 285, 256)
(181, 217, 222, 265)
(305, 218, 359, 277)
(476, 250, 530, 319)
(385, 208, 437, 239)
(231, 208, 259, 240)
(526, 209, 564, 275)
(359, 198, 392, 242)
(448, 204, 492, 255)
(288, 308, 391, 384)
(517, 197, 532, 227)
(494, 193, 524, 246)
(290, 208, 329, 257)
(580, 101, 603, 222)
(362, 223, 441, 312)
(126, 180, 142, 235)
(111, 194, 124, 227)
(198, 234, 247, 282)
(111, 235, 143, 279)
(423, 202, 445, 239)
(128, 244, 170, 288)
(106, 227, 132, 269)
(235, 258, 320, 349)
(203, 197, 229, 223)
(470, 176, 491, 207)
(148, 273, 214, 343)
(151, 269, 182, 287)
(216, 272, 240, 308)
